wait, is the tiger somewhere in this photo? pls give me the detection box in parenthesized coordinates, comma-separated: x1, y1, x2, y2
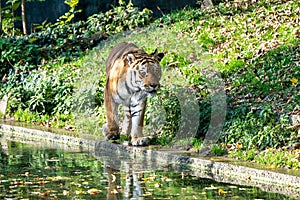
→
(102, 42, 164, 146)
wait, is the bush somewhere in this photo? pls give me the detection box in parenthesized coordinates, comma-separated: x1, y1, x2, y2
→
(222, 106, 298, 150)
(0, 0, 153, 80)
(0, 0, 154, 126)
(6, 66, 77, 116)
(87, 0, 152, 35)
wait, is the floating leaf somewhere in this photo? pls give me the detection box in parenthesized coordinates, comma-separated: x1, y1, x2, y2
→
(28, 37, 38, 43)
(142, 192, 152, 197)
(161, 177, 172, 182)
(154, 183, 161, 188)
(75, 190, 85, 195)
(11, 181, 24, 186)
(37, 191, 50, 197)
(82, 181, 89, 185)
(87, 188, 100, 195)
(110, 188, 118, 194)
(111, 174, 116, 183)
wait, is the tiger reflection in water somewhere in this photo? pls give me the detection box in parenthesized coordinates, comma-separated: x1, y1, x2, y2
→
(105, 162, 145, 200)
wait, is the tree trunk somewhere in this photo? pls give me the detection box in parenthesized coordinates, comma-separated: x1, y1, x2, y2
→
(21, 0, 27, 35)
(0, 0, 2, 35)
(201, 0, 213, 9)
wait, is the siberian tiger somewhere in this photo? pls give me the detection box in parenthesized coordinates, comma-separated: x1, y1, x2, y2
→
(102, 42, 164, 146)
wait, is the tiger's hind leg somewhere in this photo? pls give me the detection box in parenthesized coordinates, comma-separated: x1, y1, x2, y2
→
(102, 92, 120, 141)
(130, 100, 148, 146)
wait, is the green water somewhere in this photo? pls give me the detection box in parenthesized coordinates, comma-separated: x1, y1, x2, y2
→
(0, 139, 296, 200)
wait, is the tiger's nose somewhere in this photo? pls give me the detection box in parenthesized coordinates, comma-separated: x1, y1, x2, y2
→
(150, 84, 159, 89)
(145, 83, 160, 90)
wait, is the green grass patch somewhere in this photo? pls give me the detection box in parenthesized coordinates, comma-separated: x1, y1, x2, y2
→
(0, 0, 299, 167)
(229, 148, 300, 169)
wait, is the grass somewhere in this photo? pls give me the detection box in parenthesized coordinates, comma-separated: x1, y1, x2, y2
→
(81, 0, 299, 168)
(2, 0, 300, 168)
(229, 148, 300, 169)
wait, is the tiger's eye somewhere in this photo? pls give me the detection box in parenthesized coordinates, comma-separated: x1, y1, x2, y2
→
(140, 71, 147, 77)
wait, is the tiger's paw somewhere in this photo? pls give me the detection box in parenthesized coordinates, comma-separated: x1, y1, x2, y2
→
(102, 123, 120, 141)
(131, 137, 148, 146)
(105, 134, 120, 141)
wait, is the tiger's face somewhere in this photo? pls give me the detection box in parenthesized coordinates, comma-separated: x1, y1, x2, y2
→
(126, 50, 164, 97)
(137, 62, 161, 96)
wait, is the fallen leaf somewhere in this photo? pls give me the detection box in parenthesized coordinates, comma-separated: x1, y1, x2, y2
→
(204, 185, 218, 190)
(219, 188, 227, 195)
(266, 165, 277, 169)
(142, 177, 155, 181)
(291, 77, 298, 85)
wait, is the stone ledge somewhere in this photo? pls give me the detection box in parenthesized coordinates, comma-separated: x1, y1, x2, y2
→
(0, 123, 299, 199)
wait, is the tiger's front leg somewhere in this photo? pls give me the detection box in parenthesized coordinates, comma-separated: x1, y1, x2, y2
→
(102, 91, 120, 141)
(130, 99, 148, 146)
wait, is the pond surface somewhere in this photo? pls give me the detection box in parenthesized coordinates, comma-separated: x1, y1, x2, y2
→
(0, 138, 296, 200)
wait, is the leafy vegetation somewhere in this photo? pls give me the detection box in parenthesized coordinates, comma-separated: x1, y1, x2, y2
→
(229, 148, 300, 169)
(0, 0, 300, 168)
(0, 0, 152, 128)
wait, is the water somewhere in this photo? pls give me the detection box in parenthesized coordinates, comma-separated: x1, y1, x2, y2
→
(0, 139, 296, 200)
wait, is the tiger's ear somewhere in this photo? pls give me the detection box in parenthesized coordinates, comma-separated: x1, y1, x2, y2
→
(126, 53, 136, 65)
(156, 52, 165, 62)
(151, 49, 164, 62)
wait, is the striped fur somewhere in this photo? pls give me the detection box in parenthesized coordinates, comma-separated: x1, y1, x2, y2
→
(102, 42, 164, 146)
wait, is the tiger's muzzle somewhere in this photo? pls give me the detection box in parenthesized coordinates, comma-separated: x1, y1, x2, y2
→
(144, 83, 160, 96)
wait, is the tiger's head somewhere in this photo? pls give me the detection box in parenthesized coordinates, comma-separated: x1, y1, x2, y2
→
(126, 49, 164, 97)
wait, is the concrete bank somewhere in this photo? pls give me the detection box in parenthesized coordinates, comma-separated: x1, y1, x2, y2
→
(0, 123, 299, 199)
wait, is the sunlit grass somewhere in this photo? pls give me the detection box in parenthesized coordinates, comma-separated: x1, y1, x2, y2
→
(76, 0, 299, 152)
(3, 0, 299, 169)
